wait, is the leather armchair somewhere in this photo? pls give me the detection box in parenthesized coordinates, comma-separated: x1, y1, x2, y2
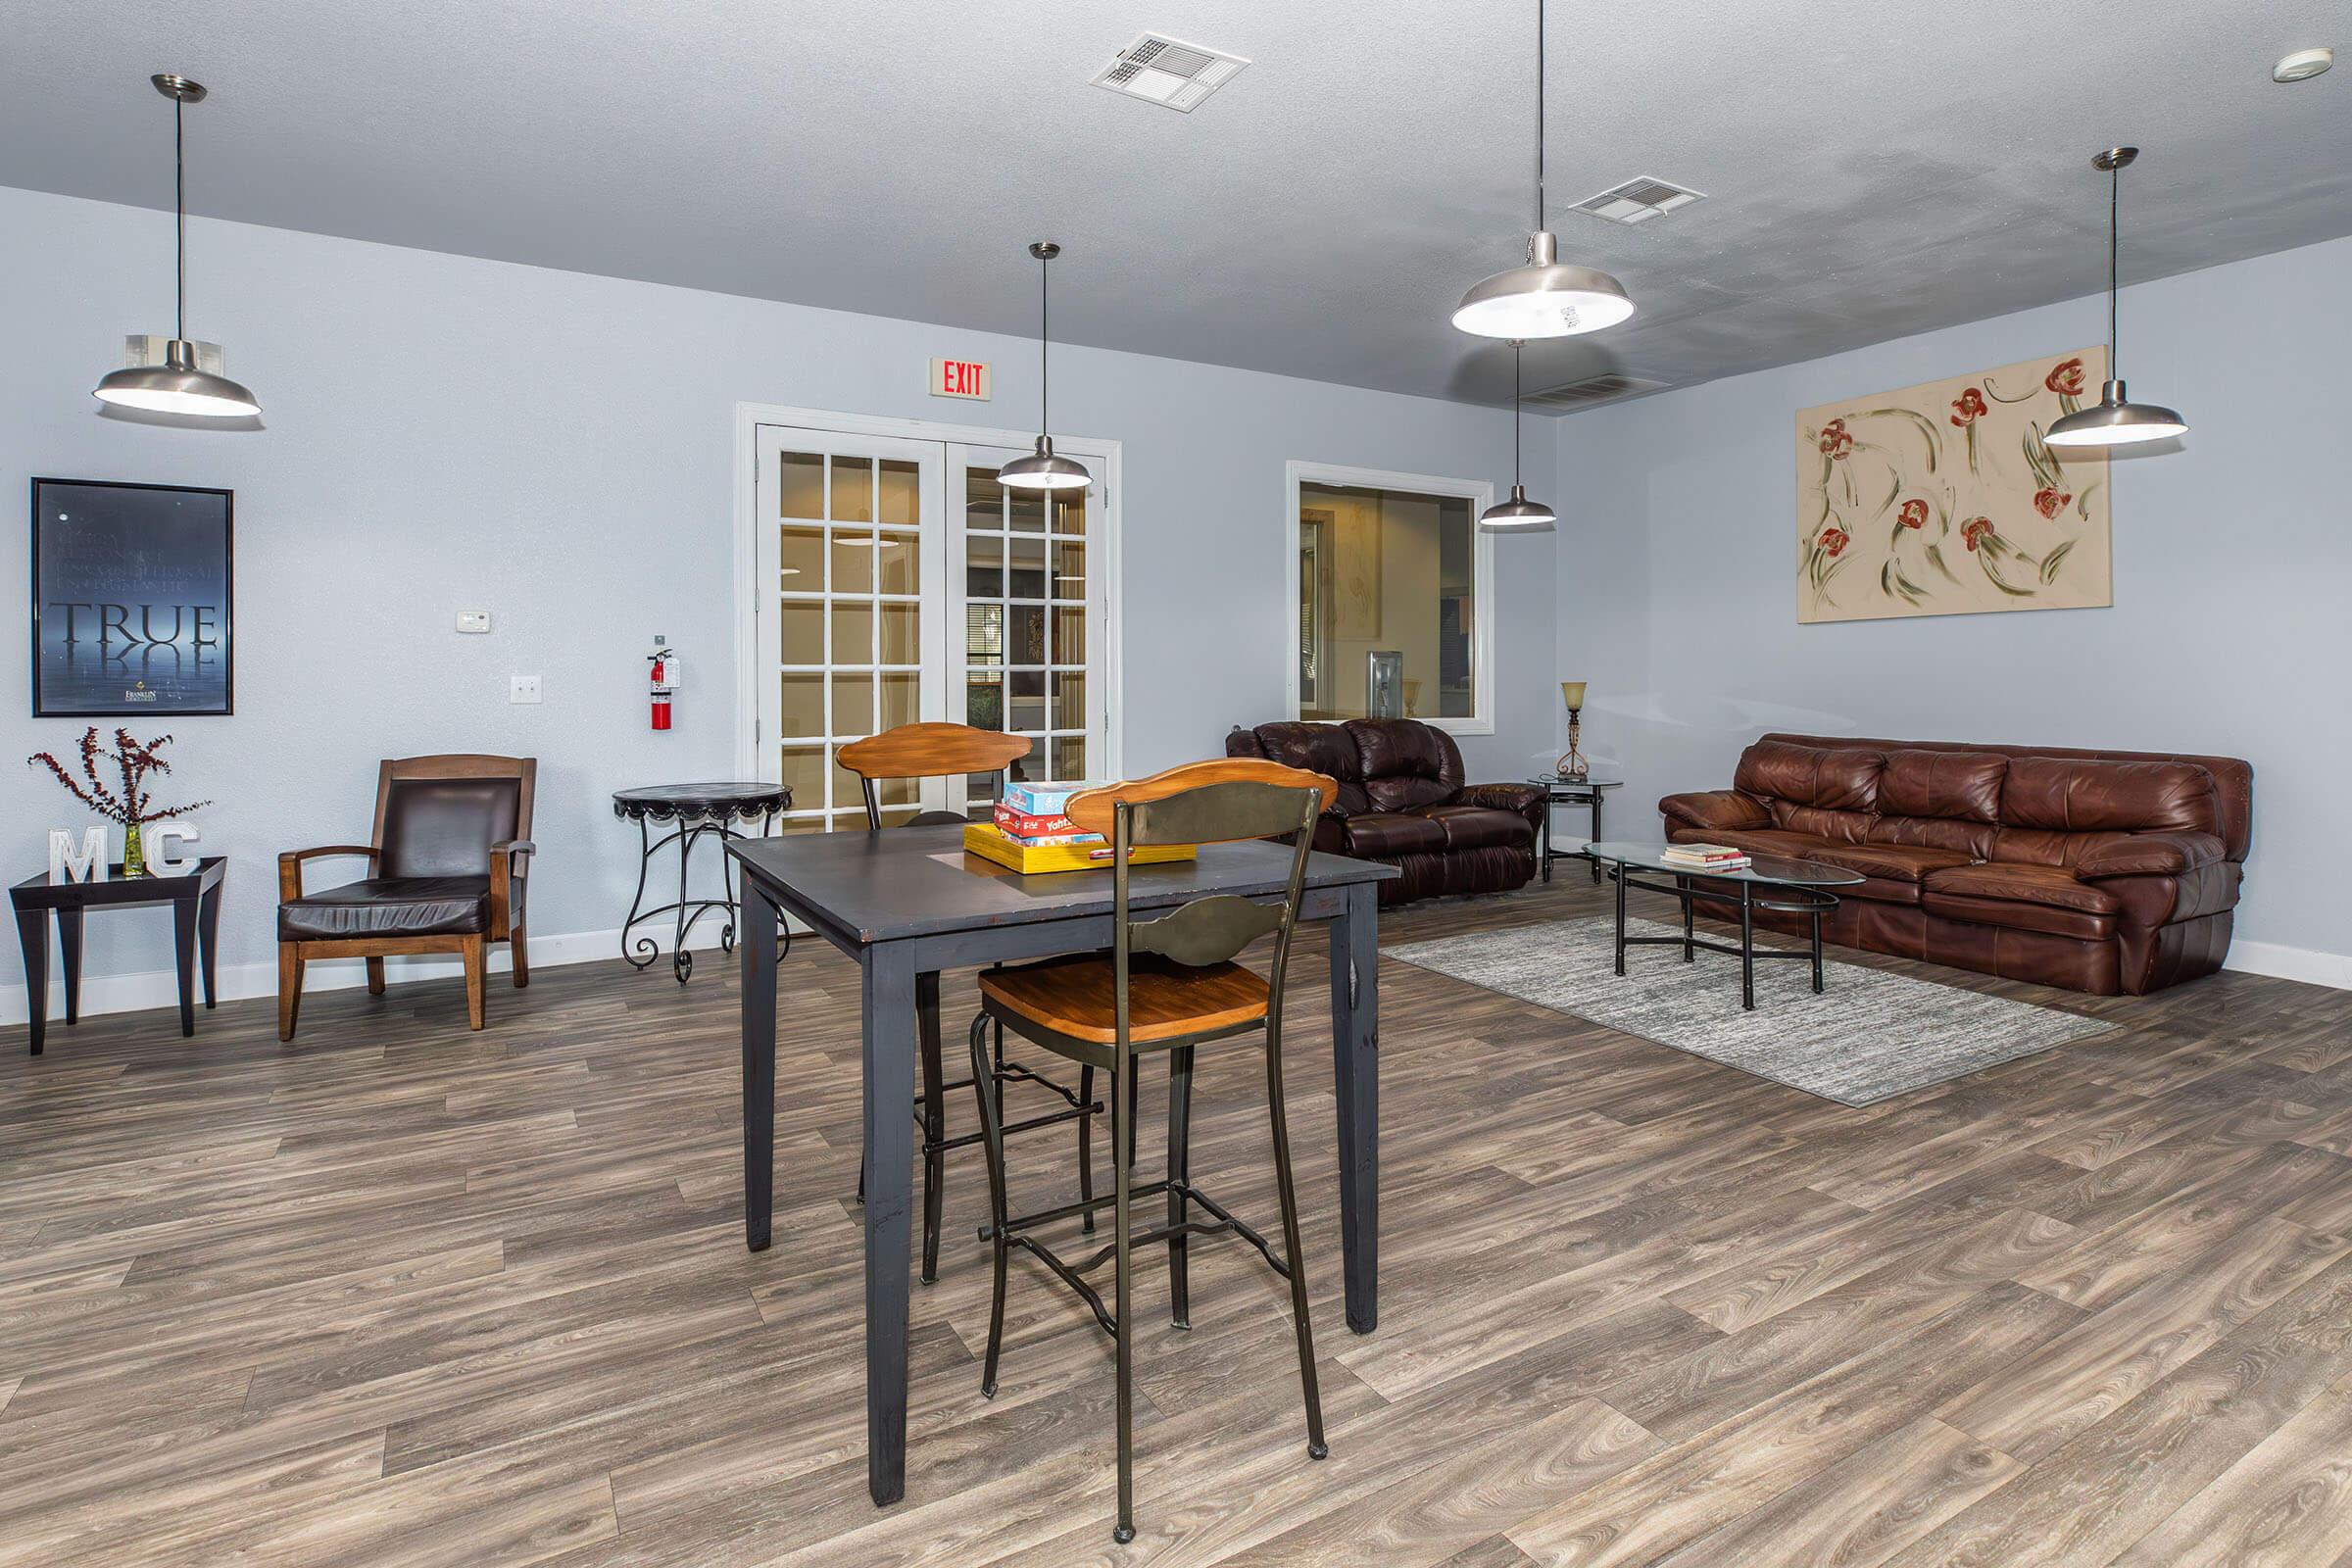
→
(1226, 718, 1542, 906)
(276, 755, 537, 1039)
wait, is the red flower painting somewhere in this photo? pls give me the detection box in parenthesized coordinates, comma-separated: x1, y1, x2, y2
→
(1898, 500, 1929, 530)
(1961, 517, 1995, 553)
(2044, 358, 2086, 398)
(1818, 526, 1849, 558)
(1816, 417, 1855, 460)
(2033, 486, 2072, 519)
(1949, 388, 1988, 427)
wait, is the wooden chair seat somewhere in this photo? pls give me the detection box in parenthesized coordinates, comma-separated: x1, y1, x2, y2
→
(979, 954, 1269, 1045)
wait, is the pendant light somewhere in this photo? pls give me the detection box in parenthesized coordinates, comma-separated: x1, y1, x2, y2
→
(1452, 0, 1633, 339)
(999, 241, 1089, 491)
(92, 75, 261, 418)
(2045, 147, 2184, 448)
(1481, 341, 1556, 531)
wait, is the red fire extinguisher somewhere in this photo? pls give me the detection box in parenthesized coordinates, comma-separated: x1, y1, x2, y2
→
(647, 636, 679, 730)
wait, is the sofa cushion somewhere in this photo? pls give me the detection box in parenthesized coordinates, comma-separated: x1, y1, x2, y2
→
(2001, 756, 2219, 837)
(1803, 843, 1978, 884)
(1341, 811, 1448, 858)
(1922, 892, 2117, 942)
(1668, 826, 1839, 862)
(279, 875, 490, 940)
(1867, 813, 1999, 859)
(1414, 805, 1532, 853)
(1880, 750, 2008, 823)
(1735, 739, 1885, 811)
(1923, 862, 2121, 915)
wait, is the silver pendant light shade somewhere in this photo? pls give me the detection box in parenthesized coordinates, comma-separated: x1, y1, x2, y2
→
(1453, 1, 1633, 340)
(92, 75, 261, 418)
(1000, 242, 1089, 492)
(2045, 148, 2184, 449)
(1482, 340, 1555, 531)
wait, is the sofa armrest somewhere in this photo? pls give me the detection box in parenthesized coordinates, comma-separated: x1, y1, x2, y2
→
(1223, 726, 1267, 760)
(2076, 830, 2227, 880)
(1458, 781, 1546, 831)
(1660, 790, 1770, 833)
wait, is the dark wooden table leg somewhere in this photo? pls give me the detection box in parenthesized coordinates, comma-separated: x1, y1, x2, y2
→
(740, 885, 778, 1251)
(14, 906, 45, 1056)
(198, 876, 223, 1007)
(1739, 885, 1756, 1011)
(1328, 880, 1379, 1335)
(861, 939, 918, 1505)
(55, 906, 84, 1025)
(916, 968, 945, 1287)
(172, 895, 199, 1037)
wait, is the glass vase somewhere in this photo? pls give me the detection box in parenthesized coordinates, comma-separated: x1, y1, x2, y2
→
(122, 820, 146, 878)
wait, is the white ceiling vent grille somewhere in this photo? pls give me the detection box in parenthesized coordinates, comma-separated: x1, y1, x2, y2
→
(1091, 33, 1250, 112)
(1524, 371, 1671, 412)
(1570, 176, 1705, 224)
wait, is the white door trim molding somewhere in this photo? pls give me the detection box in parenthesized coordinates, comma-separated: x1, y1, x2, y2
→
(1282, 459, 1496, 737)
(732, 402, 1124, 782)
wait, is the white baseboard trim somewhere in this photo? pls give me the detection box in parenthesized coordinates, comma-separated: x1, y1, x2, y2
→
(2226, 940, 2352, 992)
(0, 919, 747, 1030)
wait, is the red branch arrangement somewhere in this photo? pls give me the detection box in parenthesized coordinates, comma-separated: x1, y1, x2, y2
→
(26, 727, 212, 827)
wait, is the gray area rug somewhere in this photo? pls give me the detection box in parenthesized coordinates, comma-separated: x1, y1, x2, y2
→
(1387, 916, 2111, 1106)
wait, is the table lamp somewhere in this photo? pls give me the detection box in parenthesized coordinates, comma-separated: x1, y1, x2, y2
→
(1556, 681, 1590, 781)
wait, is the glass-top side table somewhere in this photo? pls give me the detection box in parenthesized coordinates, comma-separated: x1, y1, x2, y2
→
(1527, 776, 1624, 885)
(612, 783, 791, 983)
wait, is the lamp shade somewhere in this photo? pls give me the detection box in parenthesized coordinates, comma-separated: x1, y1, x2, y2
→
(1453, 231, 1636, 340)
(92, 339, 259, 417)
(2043, 378, 2187, 447)
(1560, 680, 1588, 710)
(997, 435, 1091, 492)
(1479, 484, 1556, 532)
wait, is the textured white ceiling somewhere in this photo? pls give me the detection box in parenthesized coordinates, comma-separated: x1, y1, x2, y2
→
(5, 1, 2347, 411)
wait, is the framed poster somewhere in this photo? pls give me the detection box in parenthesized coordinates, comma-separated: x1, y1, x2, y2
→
(1795, 349, 2112, 623)
(30, 478, 234, 717)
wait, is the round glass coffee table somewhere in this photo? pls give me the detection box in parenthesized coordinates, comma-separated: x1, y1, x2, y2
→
(1587, 841, 1865, 1010)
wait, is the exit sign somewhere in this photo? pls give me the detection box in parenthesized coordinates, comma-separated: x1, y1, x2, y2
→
(930, 358, 991, 401)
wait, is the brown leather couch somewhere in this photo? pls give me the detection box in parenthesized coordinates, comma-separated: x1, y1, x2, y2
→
(1659, 733, 2252, 996)
(1226, 718, 1544, 906)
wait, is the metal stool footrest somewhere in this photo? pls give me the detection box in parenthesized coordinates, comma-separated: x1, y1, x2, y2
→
(986, 1178, 1287, 1337)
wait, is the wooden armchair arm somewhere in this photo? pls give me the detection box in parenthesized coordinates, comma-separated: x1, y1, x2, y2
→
(278, 845, 377, 902)
(490, 840, 536, 931)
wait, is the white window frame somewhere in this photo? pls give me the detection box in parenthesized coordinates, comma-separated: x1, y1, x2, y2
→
(733, 402, 1125, 783)
(1283, 460, 1495, 737)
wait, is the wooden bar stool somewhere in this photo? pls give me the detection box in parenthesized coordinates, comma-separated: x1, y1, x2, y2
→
(836, 722, 1102, 1284)
(963, 758, 1337, 1544)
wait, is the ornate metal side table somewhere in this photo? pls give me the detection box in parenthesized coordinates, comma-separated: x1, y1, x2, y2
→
(1530, 776, 1624, 885)
(612, 783, 791, 982)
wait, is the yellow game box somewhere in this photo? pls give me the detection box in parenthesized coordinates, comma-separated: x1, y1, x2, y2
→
(960, 822, 1196, 876)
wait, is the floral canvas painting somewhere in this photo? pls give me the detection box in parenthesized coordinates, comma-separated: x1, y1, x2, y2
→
(1796, 348, 2112, 623)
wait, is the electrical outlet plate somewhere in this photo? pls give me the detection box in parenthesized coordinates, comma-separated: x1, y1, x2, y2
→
(509, 675, 542, 705)
(457, 610, 491, 634)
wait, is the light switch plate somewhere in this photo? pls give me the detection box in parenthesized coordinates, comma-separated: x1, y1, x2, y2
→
(457, 610, 491, 634)
(509, 675, 542, 705)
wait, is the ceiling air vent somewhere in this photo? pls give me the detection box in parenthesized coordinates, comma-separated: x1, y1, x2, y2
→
(1523, 372, 1671, 412)
(1570, 176, 1705, 224)
(1091, 33, 1250, 112)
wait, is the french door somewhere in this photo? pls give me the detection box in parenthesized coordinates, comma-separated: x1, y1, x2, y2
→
(750, 422, 1113, 831)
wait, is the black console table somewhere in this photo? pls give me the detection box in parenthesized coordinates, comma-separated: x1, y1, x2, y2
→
(1530, 776, 1624, 885)
(10, 857, 225, 1055)
(612, 783, 791, 982)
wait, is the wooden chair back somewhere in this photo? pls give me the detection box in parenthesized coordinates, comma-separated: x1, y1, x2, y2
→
(837, 722, 1031, 829)
(1067, 760, 1335, 1052)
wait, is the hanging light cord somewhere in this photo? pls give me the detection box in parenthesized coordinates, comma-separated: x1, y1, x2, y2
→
(173, 92, 187, 341)
(1037, 250, 1051, 441)
(1533, 0, 1545, 234)
(1511, 343, 1524, 482)
(2105, 162, 2120, 379)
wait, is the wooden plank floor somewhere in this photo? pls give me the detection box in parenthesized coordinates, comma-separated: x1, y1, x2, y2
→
(6, 875, 2352, 1565)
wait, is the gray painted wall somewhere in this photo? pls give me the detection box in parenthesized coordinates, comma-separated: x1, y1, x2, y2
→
(1555, 232, 2352, 975)
(2, 183, 1558, 1021)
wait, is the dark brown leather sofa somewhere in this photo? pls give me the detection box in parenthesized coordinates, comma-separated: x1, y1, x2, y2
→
(1226, 718, 1544, 906)
(1659, 733, 2252, 996)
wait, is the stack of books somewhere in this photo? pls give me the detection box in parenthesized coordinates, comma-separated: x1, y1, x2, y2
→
(1661, 842, 1752, 872)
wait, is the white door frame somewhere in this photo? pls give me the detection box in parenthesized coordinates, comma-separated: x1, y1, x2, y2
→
(733, 402, 1125, 781)
(1282, 459, 1495, 737)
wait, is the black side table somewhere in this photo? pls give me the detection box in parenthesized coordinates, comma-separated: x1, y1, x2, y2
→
(1530, 777, 1624, 885)
(613, 783, 791, 982)
(11, 856, 225, 1055)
